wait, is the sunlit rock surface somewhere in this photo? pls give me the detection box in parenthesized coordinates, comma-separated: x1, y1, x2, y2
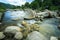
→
(26, 31, 49, 40)
(4, 26, 22, 34)
(24, 9, 36, 19)
(36, 10, 58, 19)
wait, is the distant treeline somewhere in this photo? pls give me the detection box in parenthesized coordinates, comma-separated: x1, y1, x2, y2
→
(0, 2, 15, 12)
(19, 0, 60, 10)
(0, 0, 60, 11)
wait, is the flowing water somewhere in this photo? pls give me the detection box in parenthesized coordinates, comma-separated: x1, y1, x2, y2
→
(2, 10, 60, 27)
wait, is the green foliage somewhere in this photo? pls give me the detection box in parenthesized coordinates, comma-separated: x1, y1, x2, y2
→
(0, 2, 16, 12)
(0, 0, 60, 11)
(21, 0, 60, 10)
(30, 1, 39, 9)
(49, 6, 58, 10)
(24, 2, 30, 8)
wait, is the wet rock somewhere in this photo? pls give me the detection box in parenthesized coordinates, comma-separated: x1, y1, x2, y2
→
(44, 10, 57, 17)
(0, 32, 5, 39)
(14, 32, 23, 40)
(36, 11, 48, 18)
(4, 26, 22, 34)
(36, 10, 57, 19)
(50, 36, 58, 40)
(24, 9, 36, 19)
(26, 31, 49, 40)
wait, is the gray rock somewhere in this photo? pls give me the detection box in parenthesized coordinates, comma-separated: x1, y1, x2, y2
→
(14, 32, 23, 40)
(0, 32, 5, 39)
(4, 26, 22, 34)
(26, 31, 49, 40)
(24, 9, 36, 19)
(50, 36, 58, 40)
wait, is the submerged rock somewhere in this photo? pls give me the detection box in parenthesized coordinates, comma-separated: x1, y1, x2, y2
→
(4, 26, 22, 34)
(0, 32, 5, 39)
(14, 32, 23, 40)
(39, 24, 60, 37)
(26, 31, 49, 40)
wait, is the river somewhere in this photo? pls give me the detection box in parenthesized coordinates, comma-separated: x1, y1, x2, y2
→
(1, 10, 60, 38)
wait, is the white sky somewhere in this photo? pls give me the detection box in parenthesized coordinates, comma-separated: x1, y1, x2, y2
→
(0, 0, 33, 6)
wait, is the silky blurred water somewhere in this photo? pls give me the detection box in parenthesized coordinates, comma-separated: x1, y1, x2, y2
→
(42, 18, 60, 26)
(1, 10, 60, 38)
(3, 10, 26, 21)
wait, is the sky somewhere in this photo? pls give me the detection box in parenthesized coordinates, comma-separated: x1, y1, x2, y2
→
(0, 0, 33, 6)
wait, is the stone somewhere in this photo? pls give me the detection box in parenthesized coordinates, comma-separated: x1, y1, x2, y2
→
(36, 10, 57, 19)
(14, 32, 23, 40)
(50, 36, 58, 40)
(26, 31, 49, 40)
(0, 32, 5, 39)
(30, 24, 40, 31)
(24, 9, 36, 19)
(4, 26, 22, 34)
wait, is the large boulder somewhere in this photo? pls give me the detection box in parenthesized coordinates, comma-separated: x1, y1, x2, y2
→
(36, 10, 57, 19)
(26, 31, 49, 40)
(4, 26, 22, 34)
(24, 9, 36, 19)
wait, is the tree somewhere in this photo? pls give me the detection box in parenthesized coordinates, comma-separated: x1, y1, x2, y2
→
(24, 2, 30, 8)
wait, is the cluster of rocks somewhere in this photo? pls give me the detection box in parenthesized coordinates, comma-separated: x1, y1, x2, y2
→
(0, 9, 60, 40)
(0, 21, 60, 40)
(1, 9, 60, 21)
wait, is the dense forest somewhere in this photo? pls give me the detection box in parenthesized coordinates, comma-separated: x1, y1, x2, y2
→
(21, 0, 60, 10)
(0, 0, 60, 11)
